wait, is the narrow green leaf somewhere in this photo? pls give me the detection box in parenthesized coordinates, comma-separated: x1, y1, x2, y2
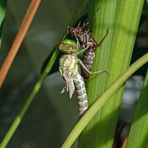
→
(62, 53, 148, 148)
(0, 0, 7, 41)
(0, 0, 7, 26)
(0, 48, 59, 148)
(78, 0, 145, 147)
(126, 70, 148, 148)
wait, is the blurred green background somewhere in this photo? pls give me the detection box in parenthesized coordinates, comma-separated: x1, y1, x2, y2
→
(0, 0, 84, 147)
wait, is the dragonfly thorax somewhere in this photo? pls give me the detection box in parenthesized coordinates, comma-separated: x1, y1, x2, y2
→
(59, 55, 78, 78)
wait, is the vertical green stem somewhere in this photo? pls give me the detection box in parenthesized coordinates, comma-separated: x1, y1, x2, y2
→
(0, 49, 59, 148)
(126, 71, 148, 148)
(79, 0, 144, 147)
(61, 53, 148, 148)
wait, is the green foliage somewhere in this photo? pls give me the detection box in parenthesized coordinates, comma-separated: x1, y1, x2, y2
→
(61, 53, 148, 148)
(0, 48, 59, 148)
(0, 0, 7, 40)
(78, 0, 145, 147)
(0, 0, 147, 148)
(127, 71, 148, 148)
(0, 0, 7, 26)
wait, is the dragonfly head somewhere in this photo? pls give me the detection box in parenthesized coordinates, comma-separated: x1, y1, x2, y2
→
(59, 39, 78, 54)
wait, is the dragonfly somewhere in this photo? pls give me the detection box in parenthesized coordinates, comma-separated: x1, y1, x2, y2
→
(41, 18, 108, 116)
(67, 20, 108, 79)
(59, 39, 89, 116)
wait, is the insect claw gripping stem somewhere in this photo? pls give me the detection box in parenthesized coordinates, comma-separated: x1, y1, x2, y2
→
(97, 29, 109, 47)
(78, 59, 109, 75)
(105, 69, 111, 75)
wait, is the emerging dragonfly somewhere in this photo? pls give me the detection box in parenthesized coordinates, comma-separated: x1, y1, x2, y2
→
(59, 39, 89, 116)
(67, 21, 108, 79)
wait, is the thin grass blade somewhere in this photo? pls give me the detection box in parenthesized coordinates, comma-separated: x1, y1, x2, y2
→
(126, 70, 148, 148)
(0, 0, 7, 40)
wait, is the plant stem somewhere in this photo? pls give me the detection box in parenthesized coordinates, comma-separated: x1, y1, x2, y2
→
(61, 53, 148, 148)
(79, 0, 145, 147)
(0, 0, 42, 88)
(0, 49, 59, 148)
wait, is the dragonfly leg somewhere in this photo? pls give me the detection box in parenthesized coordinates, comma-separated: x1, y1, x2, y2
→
(77, 47, 89, 55)
(78, 59, 110, 75)
(75, 35, 81, 47)
(97, 29, 109, 47)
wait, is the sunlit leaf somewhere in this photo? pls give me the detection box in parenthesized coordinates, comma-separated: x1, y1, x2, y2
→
(127, 70, 148, 148)
(78, 0, 145, 147)
(0, 0, 7, 42)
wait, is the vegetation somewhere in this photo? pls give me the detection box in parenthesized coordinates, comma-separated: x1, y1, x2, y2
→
(0, 0, 147, 148)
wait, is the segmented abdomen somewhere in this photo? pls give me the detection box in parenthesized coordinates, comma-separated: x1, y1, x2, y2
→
(81, 47, 95, 79)
(74, 72, 88, 116)
(59, 55, 88, 116)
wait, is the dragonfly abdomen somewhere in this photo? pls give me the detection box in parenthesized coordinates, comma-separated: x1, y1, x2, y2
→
(81, 47, 95, 79)
(74, 73, 88, 116)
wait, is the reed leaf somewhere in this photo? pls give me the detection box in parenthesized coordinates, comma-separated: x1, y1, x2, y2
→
(78, 0, 145, 147)
(126, 70, 148, 148)
(0, 0, 7, 40)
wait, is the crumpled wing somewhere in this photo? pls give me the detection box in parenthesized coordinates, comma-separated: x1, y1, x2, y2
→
(61, 70, 75, 98)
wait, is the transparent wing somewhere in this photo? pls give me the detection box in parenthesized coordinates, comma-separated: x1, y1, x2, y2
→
(61, 70, 75, 98)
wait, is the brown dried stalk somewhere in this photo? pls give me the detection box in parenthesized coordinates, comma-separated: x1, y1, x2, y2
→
(121, 137, 128, 148)
(0, 0, 42, 87)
